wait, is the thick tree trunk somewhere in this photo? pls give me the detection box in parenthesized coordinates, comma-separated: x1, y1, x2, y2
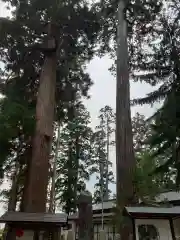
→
(24, 24, 57, 212)
(116, 0, 136, 238)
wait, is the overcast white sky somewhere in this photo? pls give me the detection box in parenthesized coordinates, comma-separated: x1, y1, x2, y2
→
(85, 55, 160, 193)
(0, 1, 160, 212)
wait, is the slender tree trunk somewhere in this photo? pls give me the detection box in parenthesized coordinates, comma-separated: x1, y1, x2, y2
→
(20, 145, 32, 212)
(105, 115, 109, 200)
(24, 23, 57, 213)
(66, 142, 73, 215)
(116, 0, 136, 238)
(4, 161, 19, 240)
(49, 123, 61, 213)
(8, 161, 19, 211)
(74, 136, 80, 207)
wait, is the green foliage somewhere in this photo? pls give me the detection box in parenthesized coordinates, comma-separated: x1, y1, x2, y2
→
(131, 113, 175, 200)
(134, 150, 176, 201)
(91, 105, 115, 203)
(96, 0, 162, 64)
(55, 102, 93, 214)
(0, 0, 100, 210)
(0, 0, 177, 215)
(132, 113, 152, 154)
(0, 228, 4, 237)
(134, 151, 161, 200)
(131, 114, 160, 200)
(129, 1, 180, 194)
(0, 87, 35, 184)
(146, 92, 180, 187)
(131, 1, 180, 105)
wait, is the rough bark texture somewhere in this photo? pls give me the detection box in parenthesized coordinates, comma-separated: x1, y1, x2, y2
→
(78, 192, 93, 240)
(24, 24, 57, 212)
(116, 0, 136, 238)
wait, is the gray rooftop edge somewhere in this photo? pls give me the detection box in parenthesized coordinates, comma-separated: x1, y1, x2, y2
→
(0, 211, 68, 224)
(1, 190, 179, 223)
(92, 191, 180, 211)
(125, 206, 180, 215)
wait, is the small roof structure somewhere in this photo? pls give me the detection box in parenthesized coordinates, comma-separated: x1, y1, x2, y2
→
(90, 191, 180, 212)
(93, 200, 116, 211)
(68, 211, 114, 221)
(124, 206, 180, 219)
(0, 211, 68, 226)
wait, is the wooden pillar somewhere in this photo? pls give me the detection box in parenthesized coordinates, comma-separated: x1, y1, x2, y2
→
(78, 191, 93, 240)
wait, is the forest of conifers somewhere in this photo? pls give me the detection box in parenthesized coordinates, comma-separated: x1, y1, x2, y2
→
(0, 0, 180, 237)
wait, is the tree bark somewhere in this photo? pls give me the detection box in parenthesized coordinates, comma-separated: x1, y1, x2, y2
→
(8, 162, 19, 211)
(116, 0, 136, 238)
(49, 123, 61, 213)
(105, 114, 109, 200)
(20, 145, 32, 212)
(24, 24, 57, 212)
(4, 161, 19, 240)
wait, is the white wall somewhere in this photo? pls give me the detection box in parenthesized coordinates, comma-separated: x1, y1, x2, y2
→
(135, 219, 172, 240)
(173, 218, 180, 239)
(61, 222, 76, 240)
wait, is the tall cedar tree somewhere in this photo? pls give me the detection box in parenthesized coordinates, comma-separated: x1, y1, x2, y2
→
(0, 0, 99, 212)
(91, 105, 115, 203)
(96, 0, 162, 237)
(55, 101, 93, 214)
(130, 1, 180, 186)
(112, 113, 176, 202)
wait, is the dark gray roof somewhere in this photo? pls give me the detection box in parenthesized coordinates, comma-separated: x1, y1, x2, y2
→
(93, 200, 116, 211)
(0, 211, 68, 224)
(124, 206, 180, 218)
(68, 212, 78, 220)
(91, 191, 180, 211)
(68, 211, 114, 221)
(155, 191, 180, 202)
